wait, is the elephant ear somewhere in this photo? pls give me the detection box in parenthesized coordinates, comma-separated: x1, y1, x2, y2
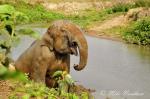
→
(41, 27, 54, 51)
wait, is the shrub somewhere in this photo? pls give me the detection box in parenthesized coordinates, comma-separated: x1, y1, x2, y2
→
(0, 4, 39, 66)
(123, 17, 150, 45)
(106, 3, 134, 14)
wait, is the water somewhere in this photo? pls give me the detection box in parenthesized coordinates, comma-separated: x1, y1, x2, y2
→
(12, 26, 150, 99)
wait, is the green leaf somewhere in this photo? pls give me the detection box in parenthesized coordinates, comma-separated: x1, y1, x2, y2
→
(14, 11, 29, 23)
(0, 65, 7, 75)
(65, 74, 74, 85)
(22, 94, 30, 99)
(0, 14, 10, 20)
(81, 92, 88, 99)
(0, 5, 15, 15)
(52, 71, 63, 78)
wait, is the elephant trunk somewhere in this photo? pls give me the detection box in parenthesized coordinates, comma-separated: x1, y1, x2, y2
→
(73, 30, 88, 71)
(62, 21, 88, 71)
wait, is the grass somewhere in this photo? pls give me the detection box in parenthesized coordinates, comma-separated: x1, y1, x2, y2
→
(106, 3, 134, 14)
(67, 9, 110, 28)
(13, 1, 65, 23)
(134, 0, 150, 7)
(12, 1, 117, 28)
(0, 0, 130, 28)
(104, 26, 124, 38)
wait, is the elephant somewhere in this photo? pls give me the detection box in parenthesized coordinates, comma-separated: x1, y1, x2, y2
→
(15, 20, 88, 87)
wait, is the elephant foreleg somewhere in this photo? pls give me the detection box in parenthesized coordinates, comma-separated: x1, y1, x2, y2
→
(30, 58, 48, 83)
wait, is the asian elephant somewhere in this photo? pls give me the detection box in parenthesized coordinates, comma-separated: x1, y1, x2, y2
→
(15, 20, 88, 87)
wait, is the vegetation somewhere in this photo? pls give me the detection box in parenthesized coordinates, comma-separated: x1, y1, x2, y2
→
(106, 3, 134, 14)
(2, 1, 64, 23)
(67, 9, 111, 28)
(0, 66, 90, 99)
(0, 0, 125, 28)
(0, 4, 39, 66)
(106, 0, 150, 14)
(134, 0, 150, 7)
(123, 17, 150, 45)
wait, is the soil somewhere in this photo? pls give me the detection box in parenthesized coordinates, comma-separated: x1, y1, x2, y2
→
(0, 80, 13, 99)
(86, 15, 126, 41)
(42, 0, 133, 15)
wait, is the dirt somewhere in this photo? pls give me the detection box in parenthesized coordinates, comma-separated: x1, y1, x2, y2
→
(87, 15, 126, 41)
(0, 80, 13, 99)
(42, 0, 133, 15)
(0, 80, 94, 99)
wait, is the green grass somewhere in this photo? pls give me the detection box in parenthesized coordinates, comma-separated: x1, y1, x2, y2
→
(67, 9, 110, 28)
(13, 2, 65, 23)
(0, 0, 113, 28)
(106, 3, 134, 14)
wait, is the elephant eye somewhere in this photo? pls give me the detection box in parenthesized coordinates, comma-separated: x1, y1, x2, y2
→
(71, 42, 77, 47)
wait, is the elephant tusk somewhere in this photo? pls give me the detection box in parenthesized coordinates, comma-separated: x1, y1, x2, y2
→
(70, 47, 78, 56)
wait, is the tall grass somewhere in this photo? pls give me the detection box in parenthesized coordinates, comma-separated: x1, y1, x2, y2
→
(106, 3, 134, 14)
(134, 0, 150, 7)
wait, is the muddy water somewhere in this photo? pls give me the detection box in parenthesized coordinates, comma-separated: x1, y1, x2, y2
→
(12, 26, 150, 99)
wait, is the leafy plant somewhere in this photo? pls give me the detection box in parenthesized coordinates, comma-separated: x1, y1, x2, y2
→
(0, 64, 28, 82)
(53, 71, 75, 95)
(0, 4, 39, 66)
(8, 70, 90, 99)
(123, 17, 150, 45)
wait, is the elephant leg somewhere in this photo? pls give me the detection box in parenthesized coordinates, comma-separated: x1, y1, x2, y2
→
(66, 55, 70, 73)
(30, 59, 48, 83)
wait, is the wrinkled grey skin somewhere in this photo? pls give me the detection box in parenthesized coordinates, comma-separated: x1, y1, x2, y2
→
(15, 20, 88, 87)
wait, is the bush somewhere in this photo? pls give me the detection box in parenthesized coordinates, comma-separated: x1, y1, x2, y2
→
(123, 17, 150, 45)
(0, 4, 39, 66)
(106, 3, 134, 14)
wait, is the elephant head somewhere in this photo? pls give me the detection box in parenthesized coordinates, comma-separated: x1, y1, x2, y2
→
(42, 20, 88, 71)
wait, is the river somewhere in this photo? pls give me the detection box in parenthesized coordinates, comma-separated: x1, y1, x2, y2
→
(12, 25, 150, 99)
